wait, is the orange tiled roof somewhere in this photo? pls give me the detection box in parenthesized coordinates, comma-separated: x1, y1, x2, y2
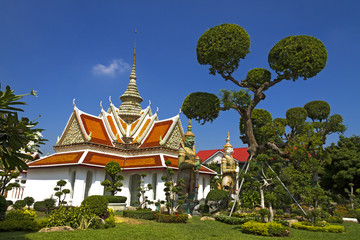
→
(28, 152, 84, 166)
(106, 115, 123, 143)
(82, 152, 162, 169)
(140, 120, 173, 148)
(80, 114, 112, 146)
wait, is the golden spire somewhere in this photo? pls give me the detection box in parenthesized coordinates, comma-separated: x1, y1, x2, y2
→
(224, 132, 233, 148)
(119, 29, 143, 124)
(184, 119, 195, 137)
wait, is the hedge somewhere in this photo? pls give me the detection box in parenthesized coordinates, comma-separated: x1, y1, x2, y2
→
(0, 219, 46, 232)
(242, 221, 290, 237)
(104, 195, 127, 203)
(215, 215, 254, 225)
(291, 222, 345, 233)
(206, 189, 228, 202)
(123, 210, 156, 220)
(154, 213, 188, 223)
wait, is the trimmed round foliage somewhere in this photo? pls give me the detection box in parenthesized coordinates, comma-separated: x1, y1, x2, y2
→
(13, 200, 26, 210)
(286, 107, 307, 129)
(33, 198, 56, 213)
(182, 92, 220, 125)
(244, 68, 271, 89)
(154, 213, 188, 223)
(206, 189, 228, 202)
(0, 195, 7, 220)
(23, 196, 35, 208)
(197, 23, 250, 75)
(104, 195, 127, 203)
(268, 35, 327, 81)
(80, 195, 108, 217)
(304, 100, 330, 121)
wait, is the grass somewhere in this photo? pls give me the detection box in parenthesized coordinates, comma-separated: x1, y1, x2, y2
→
(1, 217, 359, 240)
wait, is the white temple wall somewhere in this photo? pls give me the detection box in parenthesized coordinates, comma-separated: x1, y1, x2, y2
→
(23, 167, 71, 203)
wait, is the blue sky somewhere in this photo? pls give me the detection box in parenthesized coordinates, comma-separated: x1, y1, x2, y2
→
(1, 0, 359, 155)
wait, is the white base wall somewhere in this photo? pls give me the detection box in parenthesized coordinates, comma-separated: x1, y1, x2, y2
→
(20, 166, 212, 208)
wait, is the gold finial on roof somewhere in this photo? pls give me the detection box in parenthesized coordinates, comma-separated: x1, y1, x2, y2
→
(185, 119, 195, 137)
(224, 132, 233, 148)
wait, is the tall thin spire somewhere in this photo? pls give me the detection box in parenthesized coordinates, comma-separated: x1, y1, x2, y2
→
(130, 29, 137, 80)
(119, 29, 143, 124)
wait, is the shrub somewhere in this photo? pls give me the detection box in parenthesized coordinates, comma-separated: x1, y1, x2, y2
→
(215, 215, 254, 225)
(268, 222, 290, 237)
(123, 210, 156, 220)
(81, 195, 108, 217)
(242, 221, 290, 237)
(154, 213, 188, 223)
(13, 200, 26, 209)
(6, 209, 36, 221)
(326, 215, 344, 224)
(206, 189, 228, 202)
(6, 200, 13, 206)
(291, 222, 345, 233)
(242, 221, 269, 236)
(33, 198, 56, 214)
(46, 206, 99, 229)
(0, 195, 7, 220)
(232, 212, 257, 218)
(23, 196, 35, 209)
(0, 219, 42, 232)
(276, 209, 284, 215)
(104, 195, 127, 203)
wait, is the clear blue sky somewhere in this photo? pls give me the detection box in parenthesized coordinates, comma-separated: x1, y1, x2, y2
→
(1, 0, 359, 155)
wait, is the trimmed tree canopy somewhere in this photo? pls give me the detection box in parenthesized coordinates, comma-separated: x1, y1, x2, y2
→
(197, 23, 250, 75)
(286, 107, 307, 129)
(268, 35, 327, 81)
(304, 100, 330, 122)
(244, 68, 272, 89)
(182, 92, 220, 124)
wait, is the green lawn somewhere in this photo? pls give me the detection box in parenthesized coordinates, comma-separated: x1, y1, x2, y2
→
(1, 217, 359, 240)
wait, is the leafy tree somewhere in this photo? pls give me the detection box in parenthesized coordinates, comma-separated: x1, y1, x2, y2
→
(0, 84, 46, 171)
(135, 173, 153, 209)
(321, 136, 360, 196)
(183, 23, 328, 160)
(101, 161, 124, 196)
(23, 196, 34, 209)
(54, 179, 70, 206)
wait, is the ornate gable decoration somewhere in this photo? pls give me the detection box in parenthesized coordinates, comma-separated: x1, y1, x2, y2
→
(57, 114, 85, 146)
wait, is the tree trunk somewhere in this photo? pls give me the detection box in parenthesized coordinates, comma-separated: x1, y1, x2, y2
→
(242, 111, 258, 157)
(260, 187, 265, 209)
(268, 202, 274, 222)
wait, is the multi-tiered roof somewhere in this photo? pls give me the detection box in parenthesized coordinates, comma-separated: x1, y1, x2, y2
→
(28, 35, 215, 175)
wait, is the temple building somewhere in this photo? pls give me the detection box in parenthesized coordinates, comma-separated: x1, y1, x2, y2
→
(23, 37, 215, 207)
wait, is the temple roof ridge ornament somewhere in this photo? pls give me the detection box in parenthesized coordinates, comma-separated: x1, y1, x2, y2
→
(224, 132, 233, 149)
(118, 29, 143, 124)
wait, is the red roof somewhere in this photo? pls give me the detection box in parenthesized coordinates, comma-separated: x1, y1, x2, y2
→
(197, 147, 249, 163)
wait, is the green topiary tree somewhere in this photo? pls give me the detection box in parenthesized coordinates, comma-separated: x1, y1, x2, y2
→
(135, 173, 153, 209)
(101, 161, 124, 196)
(80, 195, 108, 217)
(54, 180, 70, 206)
(13, 199, 26, 210)
(23, 196, 34, 210)
(162, 160, 186, 215)
(183, 23, 328, 160)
